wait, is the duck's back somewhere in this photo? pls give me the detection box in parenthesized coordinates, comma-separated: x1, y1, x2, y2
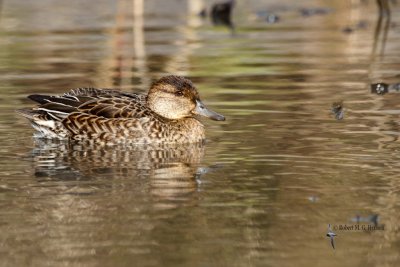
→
(18, 87, 204, 145)
(66, 87, 151, 119)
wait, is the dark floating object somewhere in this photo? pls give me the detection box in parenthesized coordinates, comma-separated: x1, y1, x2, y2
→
(331, 101, 344, 120)
(371, 83, 389, 94)
(299, 7, 332, 17)
(199, 8, 207, 18)
(211, 0, 235, 30)
(266, 14, 279, 24)
(350, 214, 379, 227)
(370, 82, 400, 95)
(326, 224, 337, 250)
(342, 26, 354, 34)
(356, 21, 368, 29)
(256, 11, 280, 24)
(342, 21, 369, 34)
(392, 83, 400, 90)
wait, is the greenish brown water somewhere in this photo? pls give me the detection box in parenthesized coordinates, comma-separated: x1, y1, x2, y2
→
(1, 0, 400, 266)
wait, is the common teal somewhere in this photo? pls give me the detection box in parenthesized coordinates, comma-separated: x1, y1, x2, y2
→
(17, 75, 225, 145)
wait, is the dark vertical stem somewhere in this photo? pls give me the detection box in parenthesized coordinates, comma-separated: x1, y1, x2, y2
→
(372, 0, 391, 59)
(371, 8, 383, 58)
(376, 0, 384, 15)
(380, 9, 391, 56)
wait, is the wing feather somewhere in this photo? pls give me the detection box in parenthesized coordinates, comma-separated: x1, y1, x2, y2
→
(20, 87, 153, 140)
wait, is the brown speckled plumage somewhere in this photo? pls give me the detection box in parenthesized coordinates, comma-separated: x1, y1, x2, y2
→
(17, 75, 225, 145)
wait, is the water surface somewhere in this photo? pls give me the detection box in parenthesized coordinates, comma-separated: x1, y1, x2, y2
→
(1, 0, 400, 266)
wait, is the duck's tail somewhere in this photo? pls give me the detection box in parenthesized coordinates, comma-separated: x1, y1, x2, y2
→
(16, 95, 76, 139)
(17, 89, 129, 140)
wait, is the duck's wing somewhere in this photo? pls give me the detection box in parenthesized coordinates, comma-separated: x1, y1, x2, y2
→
(66, 87, 150, 119)
(64, 87, 126, 98)
(76, 96, 151, 119)
(18, 88, 154, 140)
(22, 88, 147, 121)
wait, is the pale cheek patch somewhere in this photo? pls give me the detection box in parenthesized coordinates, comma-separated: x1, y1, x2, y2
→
(153, 98, 192, 120)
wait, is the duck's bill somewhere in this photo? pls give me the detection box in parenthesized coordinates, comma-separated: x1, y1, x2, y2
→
(193, 100, 225, 121)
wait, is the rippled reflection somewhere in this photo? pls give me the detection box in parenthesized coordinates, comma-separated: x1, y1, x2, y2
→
(30, 139, 206, 202)
(1, 0, 400, 266)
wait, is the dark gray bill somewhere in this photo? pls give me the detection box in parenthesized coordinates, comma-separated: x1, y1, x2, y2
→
(193, 100, 225, 121)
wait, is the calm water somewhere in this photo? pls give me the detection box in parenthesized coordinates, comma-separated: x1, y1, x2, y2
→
(1, 0, 400, 266)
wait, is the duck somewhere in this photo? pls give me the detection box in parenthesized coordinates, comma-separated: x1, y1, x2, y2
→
(17, 75, 225, 145)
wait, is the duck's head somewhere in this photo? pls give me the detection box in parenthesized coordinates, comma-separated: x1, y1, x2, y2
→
(147, 75, 225, 121)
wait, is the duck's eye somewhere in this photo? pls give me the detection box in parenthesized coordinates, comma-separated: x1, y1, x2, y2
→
(176, 91, 184, 96)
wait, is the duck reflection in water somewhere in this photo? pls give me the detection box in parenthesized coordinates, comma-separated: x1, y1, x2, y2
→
(30, 139, 213, 203)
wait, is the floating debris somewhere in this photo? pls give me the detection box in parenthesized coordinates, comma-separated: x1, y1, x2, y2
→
(255, 11, 280, 24)
(392, 83, 400, 90)
(326, 224, 337, 250)
(266, 14, 279, 24)
(356, 21, 368, 29)
(299, 7, 332, 17)
(342, 26, 354, 34)
(331, 101, 344, 120)
(342, 21, 369, 34)
(371, 83, 389, 94)
(371, 82, 400, 94)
